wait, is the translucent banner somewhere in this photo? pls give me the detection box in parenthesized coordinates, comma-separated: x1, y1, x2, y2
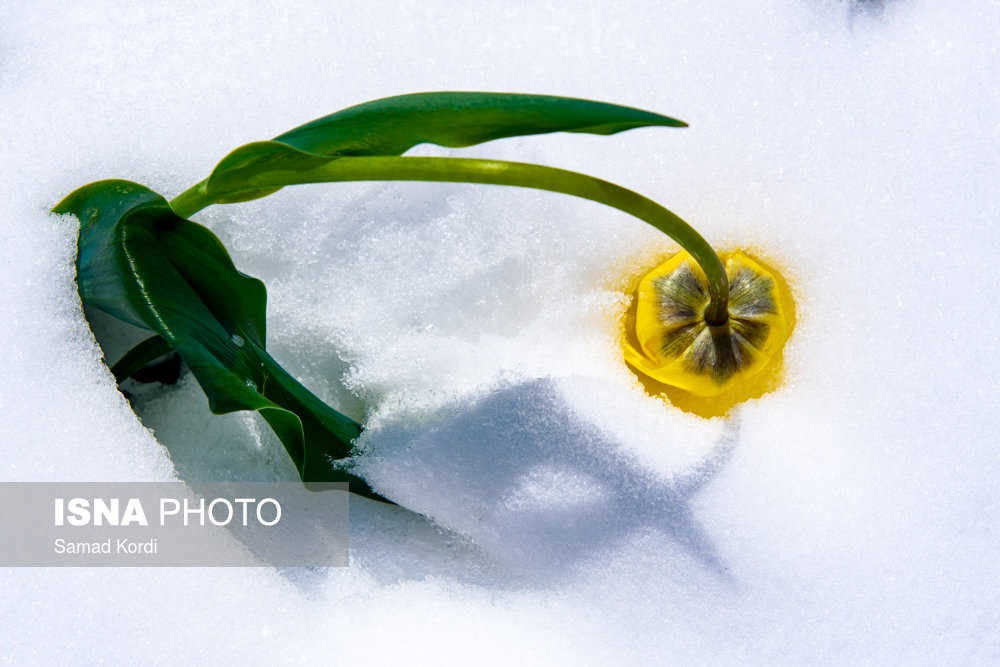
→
(0, 482, 349, 567)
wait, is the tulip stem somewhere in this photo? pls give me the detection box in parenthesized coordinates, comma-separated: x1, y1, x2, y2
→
(171, 156, 730, 324)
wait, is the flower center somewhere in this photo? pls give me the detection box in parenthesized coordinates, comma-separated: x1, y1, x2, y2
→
(652, 261, 777, 384)
(622, 249, 794, 412)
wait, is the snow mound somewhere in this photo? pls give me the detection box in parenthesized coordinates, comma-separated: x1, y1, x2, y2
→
(357, 377, 732, 574)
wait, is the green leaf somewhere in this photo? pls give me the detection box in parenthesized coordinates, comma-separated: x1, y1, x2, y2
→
(55, 179, 385, 500)
(171, 92, 686, 216)
(110, 335, 173, 383)
(274, 91, 687, 156)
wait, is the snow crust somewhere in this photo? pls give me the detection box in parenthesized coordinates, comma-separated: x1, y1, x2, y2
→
(2, 0, 999, 663)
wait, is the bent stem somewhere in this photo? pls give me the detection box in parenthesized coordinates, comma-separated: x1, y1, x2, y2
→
(171, 156, 730, 323)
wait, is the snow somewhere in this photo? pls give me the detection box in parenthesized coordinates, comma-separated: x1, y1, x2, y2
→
(2, 0, 999, 663)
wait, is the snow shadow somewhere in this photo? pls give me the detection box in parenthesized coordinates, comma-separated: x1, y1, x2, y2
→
(356, 377, 737, 585)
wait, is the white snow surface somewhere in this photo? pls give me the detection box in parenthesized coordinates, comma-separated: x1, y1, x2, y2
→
(2, 0, 999, 663)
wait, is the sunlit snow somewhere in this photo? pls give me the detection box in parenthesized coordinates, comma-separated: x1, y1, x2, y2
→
(2, 0, 998, 663)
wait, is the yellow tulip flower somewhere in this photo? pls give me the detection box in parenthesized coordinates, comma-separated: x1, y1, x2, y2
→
(623, 250, 795, 417)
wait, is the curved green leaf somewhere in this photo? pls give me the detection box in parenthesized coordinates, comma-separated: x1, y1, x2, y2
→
(110, 335, 173, 383)
(274, 91, 686, 156)
(171, 92, 686, 216)
(55, 180, 384, 500)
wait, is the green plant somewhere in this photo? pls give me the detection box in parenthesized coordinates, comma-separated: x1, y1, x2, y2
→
(55, 92, 791, 499)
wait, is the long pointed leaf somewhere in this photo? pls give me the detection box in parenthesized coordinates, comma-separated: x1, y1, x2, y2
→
(275, 91, 686, 156)
(55, 180, 384, 499)
(171, 92, 686, 215)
